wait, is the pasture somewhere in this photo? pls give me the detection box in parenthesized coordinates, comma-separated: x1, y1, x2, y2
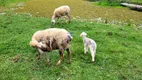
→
(13, 0, 142, 25)
(0, 0, 142, 80)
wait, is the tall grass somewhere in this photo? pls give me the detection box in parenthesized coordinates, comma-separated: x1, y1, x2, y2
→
(0, 12, 142, 80)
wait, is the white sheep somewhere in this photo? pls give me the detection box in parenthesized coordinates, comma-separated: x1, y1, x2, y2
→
(51, 5, 70, 25)
(80, 32, 97, 63)
(30, 28, 72, 66)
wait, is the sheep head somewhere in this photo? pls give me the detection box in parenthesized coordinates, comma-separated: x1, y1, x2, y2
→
(39, 36, 58, 52)
(51, 15, 56, 25)
(80, 32, 87, 37)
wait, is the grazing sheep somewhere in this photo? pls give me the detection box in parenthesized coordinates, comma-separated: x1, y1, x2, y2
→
(80, 32, 97, 63)
(30, 28, 72, 66)
(51, 5, 70, 25)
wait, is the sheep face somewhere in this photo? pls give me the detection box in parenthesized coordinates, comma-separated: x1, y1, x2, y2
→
(38, 42, 49, 52)
(80, 32, 87, 37)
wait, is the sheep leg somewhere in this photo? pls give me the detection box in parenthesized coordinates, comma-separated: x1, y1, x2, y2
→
(56, 49, 64, 66)
(90, 47, 95, 63)
(36, 49, 40, 60)
(56, 17, 60, 24)
(84, 44, 88, 54)
(66, 14, 70, 23)
(45, 53, 50, 64)
(66, 48, 71, 64)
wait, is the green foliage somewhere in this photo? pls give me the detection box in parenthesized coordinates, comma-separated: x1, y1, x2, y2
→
(0, 12, 142, 80)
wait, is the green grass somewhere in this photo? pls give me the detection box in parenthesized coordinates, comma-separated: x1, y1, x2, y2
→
(92, 0, 142, 7)
(0, 12, 142, 80)
(131, 0, 142, 3)
(0, 0, 27, 7)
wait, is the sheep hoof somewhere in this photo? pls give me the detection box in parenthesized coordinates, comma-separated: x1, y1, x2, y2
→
(36, 57, 40, 60)
(46, 62, 50, 66)
(68, 61, 71, 64)
(92, 61, 95, 63)
(84, 52, 87, 54)
(56, 63, 60, 66)
(46, 60, 50, 64)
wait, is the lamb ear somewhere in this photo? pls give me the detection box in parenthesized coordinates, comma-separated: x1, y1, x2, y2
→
(84, 33, 87, 36)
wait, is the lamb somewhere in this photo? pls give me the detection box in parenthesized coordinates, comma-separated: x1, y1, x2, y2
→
(29, 28, 73, 66)
(51, 5, 70, 25)
(80, 32, 97, 63)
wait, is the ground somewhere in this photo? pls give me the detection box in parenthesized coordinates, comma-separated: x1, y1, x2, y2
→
(12, 0, 142, 25)
(0, 0, 142, 80)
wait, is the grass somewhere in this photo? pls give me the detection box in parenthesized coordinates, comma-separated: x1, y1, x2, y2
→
(0, 0, 27, 7)
(13, 0, 142, 25)
(131, 0, 142, 3)
(0, 12, 142, 80)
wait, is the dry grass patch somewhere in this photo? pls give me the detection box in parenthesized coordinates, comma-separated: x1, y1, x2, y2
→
(14, 0, 142, 25)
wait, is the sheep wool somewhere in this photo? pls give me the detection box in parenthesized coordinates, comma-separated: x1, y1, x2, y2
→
(30, 28, 71, 49)
(51, 5, 70, 24)
(29, 28, 72, 66)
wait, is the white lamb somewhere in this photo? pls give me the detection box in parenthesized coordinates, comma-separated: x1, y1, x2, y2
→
(80, 32, 97, 63)
(51, 5, 70, 25)
(30, 28, 72, 66)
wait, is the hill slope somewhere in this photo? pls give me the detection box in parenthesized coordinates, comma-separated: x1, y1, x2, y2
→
(0, 12, 142, 80)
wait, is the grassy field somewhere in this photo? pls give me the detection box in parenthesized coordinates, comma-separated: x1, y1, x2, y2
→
(0, 0, 142, 80)
(13, 0, 142, 25)
(131, 0, 142, 3)
(1, 0, 142, 25)
(0, 0, 27, 6)
(0, 12, 142, 80)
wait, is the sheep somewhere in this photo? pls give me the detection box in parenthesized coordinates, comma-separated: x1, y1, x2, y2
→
(30, 28, 73, 66)
(51, 5, 70, 25)
(80, 32, 97, 63)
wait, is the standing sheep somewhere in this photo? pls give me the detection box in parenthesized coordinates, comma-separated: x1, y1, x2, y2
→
(51, 5, 70, 25)
(30, 28, 73, 66)
(80, 32, 97, 63)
